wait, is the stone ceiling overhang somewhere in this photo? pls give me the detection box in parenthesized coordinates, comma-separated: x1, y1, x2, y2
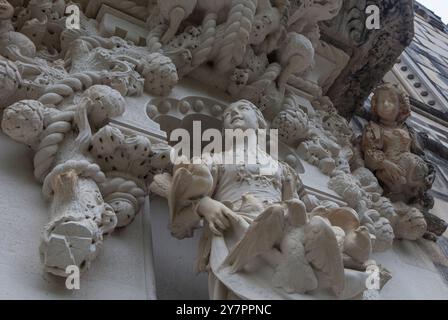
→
(322, 0, 415, 118)
(83, 0, 415, 120)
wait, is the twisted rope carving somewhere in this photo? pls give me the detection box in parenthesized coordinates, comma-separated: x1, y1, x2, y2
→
(100, 174, 146, 227)
(100, 175, 146, 206)
(33, 111, 74, 182)
(214, 0, 258, 73)
(192, 13, 218, 67)
(147, 23, 167, 52)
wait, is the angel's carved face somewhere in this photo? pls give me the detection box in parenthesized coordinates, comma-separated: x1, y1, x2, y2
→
(223, 101, 260, 130)
(374, 89, 400, 122)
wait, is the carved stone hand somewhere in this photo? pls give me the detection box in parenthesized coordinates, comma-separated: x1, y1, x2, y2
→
(197, 196, 238, 236)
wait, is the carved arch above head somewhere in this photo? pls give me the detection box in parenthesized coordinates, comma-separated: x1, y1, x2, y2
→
(146, 95, 305, 174)
(146, 96, 227, 138)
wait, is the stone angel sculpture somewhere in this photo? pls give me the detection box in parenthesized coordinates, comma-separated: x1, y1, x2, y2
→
(362, 83, 435, 205)
(158, 99, 382, 300)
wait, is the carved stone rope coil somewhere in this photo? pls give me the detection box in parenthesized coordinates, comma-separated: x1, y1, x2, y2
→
(214, 0, 258, 73)
(147, 23, 167, 52)
(42, 159, 106, 199)
(100, 175, 146, 205)
(192, 13, 218, 67)
(100, 174, 146, 227)
(38, 35, 120, 106)
(38, 72, 102, 106)
(33, 111, 74, 182)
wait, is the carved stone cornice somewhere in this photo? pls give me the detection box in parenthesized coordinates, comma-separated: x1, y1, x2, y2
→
(322, 0, 415, 118)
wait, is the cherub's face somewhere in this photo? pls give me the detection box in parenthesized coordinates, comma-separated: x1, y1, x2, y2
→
(0, 0, 13, 20)
(223, 102, 259, 130)
(375, 90, 400, 122)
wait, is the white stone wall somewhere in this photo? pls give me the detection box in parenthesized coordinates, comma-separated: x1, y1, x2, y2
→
(150, 196, 209, 300)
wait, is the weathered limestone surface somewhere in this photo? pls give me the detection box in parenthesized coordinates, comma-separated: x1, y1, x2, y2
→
(0, 132, 156, 299)
(0, 0, 447, 300)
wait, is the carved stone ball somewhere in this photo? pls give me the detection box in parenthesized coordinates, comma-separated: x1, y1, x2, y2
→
(110, 198, 136, 228)
(91, 125, 125, 156)
(138, 52, 178, 97)
(0, 59, 21, 103)
(272, 108, 310, 146)
(1, 100, 45, 145)
(82, 85, 126, 127)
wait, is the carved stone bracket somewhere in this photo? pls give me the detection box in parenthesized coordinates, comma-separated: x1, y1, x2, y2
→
(322, 0, 415, 117)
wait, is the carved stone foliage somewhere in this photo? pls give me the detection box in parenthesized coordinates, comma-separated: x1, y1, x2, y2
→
(0, 0, 442, 301)
(0, 0, 176, 274)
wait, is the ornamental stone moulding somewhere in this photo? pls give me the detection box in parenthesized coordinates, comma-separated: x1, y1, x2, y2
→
(0, 0, 444, 300)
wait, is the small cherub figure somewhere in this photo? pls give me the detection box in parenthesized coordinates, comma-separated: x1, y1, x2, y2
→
(362, 84, 435, 204)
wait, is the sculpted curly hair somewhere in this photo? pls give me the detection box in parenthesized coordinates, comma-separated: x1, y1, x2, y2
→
(371, 83, 411, 124)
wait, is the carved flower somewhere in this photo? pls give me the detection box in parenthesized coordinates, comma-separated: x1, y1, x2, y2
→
(81, 85, 126, 127)
(138, 52, 178, 97)
(272, 108, 310, 146)
(1, 100, 45, 145)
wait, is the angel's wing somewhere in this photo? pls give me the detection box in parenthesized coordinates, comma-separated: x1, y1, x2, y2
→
(168, 167, 193, 218)
(222, 206, 285, 273)
(168, 168, 200, 239)
(168, 165, 214, 239)
(311, 207, 360, 234)
(304, 216, 345, 297)
(149, 173, 173, 199)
